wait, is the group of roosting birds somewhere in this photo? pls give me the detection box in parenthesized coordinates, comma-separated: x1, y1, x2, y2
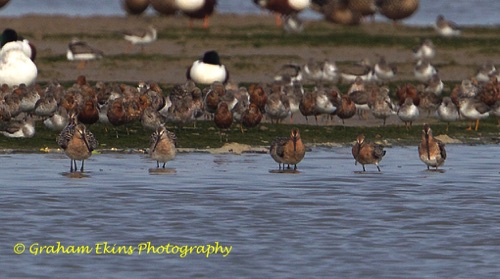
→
(1, 34, 500, 173)
(0, 4, 497, 174)
(0, 64, 461, 174)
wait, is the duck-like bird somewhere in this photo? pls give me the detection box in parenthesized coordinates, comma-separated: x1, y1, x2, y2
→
(376, 0, 419, 24)
(0, 28, 37, 87)
(187, 50, 229, 85)
(175, 0, 217, 29)
(122, 0, 149, 15)
(254, 0, 311, 26)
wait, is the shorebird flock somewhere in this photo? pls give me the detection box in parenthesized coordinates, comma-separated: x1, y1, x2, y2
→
(0, 5, 498, 173)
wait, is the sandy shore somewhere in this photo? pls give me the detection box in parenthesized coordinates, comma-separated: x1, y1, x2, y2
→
(1, 13, 499, 84)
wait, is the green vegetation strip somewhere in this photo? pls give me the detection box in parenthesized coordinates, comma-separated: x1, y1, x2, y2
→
(1, 117, 499, 153)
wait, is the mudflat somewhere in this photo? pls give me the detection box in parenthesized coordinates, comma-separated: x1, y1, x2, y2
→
(1, 13, 498, 84)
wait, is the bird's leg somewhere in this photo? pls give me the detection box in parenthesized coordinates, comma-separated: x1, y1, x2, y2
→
(70, 160, 74, 173)
(162, 162, 166, 169)
(77, 60, 86, 70)
(274, 13, 282, 27)
(466, 121, 472, 131)
(80, 160, 85, 172)
(475, 119, 480, 131)
(377, 165, 381, 172)
(202, 15, 210, 29)
(156, 161, 160, 168)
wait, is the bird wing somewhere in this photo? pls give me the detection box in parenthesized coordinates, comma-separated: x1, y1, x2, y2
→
(271, 137, 289, 158)
(85, 129, 99, 151)
(373, 143, 386, 159)
(69, 41, 104, 56)
(167, 130, 177, 148)
(1, 120, 22, 134)
(437, 140, 446, 160)
(56, 124, 75, 149)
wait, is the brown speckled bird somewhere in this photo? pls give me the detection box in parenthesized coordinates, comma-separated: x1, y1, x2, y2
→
(270, 128, 306, 170)
(352, 134, 386, 172)
(418, 123, 446, 170)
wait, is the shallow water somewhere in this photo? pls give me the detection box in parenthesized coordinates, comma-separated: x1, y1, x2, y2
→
(1, 0, 499, 26)
(1, 145, 500, 278)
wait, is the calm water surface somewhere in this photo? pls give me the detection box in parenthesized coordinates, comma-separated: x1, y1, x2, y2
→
(0, 0, 499, 26)
(1, 145, 500, 278)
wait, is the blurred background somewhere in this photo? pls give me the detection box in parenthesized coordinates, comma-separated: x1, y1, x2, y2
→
(0, 0, 499, 26)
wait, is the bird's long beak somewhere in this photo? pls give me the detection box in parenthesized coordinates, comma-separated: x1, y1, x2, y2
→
(82, 132, 91, 152)
(152, 133, 161, 153)
(425, 133, 430, 160)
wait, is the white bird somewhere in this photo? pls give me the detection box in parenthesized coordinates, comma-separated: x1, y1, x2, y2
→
(414, 59, 437, 83)
(475, 61, 497, 83)
(0, 115, 35, 138)
(123, 25, 157, 53)
(373, 55, 397, 82)
(186, 50, 229, 85)
(341, 58, 374, 84)
(0, 41, 38, 87)
(413, 38, 435, 61)
(66, 38, 104, 69)
(434, 15, 461, 37)
(437, 97, 459, 131)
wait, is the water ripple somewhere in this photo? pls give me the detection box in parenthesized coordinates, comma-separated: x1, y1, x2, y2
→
(1, 145, 500, 278)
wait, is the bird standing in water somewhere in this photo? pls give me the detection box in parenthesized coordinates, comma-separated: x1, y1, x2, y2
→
(418, 123, 446, 170)
(57, 120, 98, 173)
(352, 134, 386, 172)
(149, 125, 177, 168)
(270, 128, 306, 170)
